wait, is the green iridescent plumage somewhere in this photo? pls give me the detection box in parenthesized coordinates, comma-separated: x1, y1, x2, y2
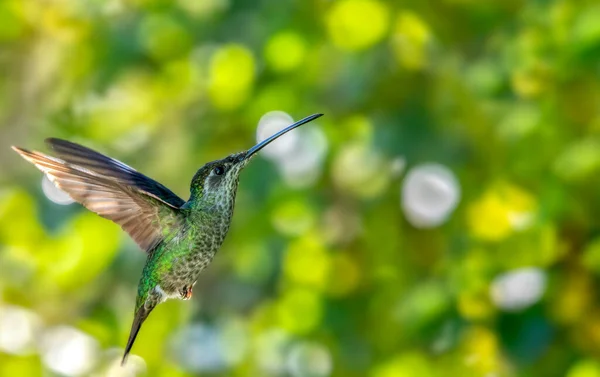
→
(11, 113, 323, 365)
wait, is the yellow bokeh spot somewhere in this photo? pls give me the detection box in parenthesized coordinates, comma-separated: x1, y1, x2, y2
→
(567, 360, 600, 377)
(156, 364, 190, 377)
(44, 212, 120, 290)
(231, 242, 273, 283)
(332, 143, 391, 198)
(396, 282, 451, 328)
(371, 352, 434, 377)
(83, 72, 161, 141)
(391, 11, 432, 70)
(0, 355, 41, 377)
(276, 288, 322, 334)
(511, 67, 545, 99)
(344, 115, 374, 142)
(271, 198, 316, 236)
(39, 3, 90, 43)
(550, 272, 592, 325)
(208, 44, 256, 110)
(0, 1, 27, 41)
(157, 57, 203, 106)
(283, 233, 330, 289)
(250, 301, 279, 331)
(467, 183, 536, 241)
(138, 13, 193, 61)
(461, 326, 502, 375)
(457, 249, 490, 289)
(554, 139, 600, 182)
(327, 0, 390, 51)
(264, 31, 307, 72)
(458, 291, 495, 320)
(0, 189, 45, 250)
(468, 193, 510, 241)
(498, 104, 540, 140)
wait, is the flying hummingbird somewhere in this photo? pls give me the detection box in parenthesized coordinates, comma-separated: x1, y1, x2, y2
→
(11, 113, 323, 365)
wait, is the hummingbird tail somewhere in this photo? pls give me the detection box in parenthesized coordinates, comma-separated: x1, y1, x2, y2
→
(121, 305, 154, 366)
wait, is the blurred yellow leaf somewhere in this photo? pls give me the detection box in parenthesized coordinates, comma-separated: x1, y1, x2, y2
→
(284, 234, 331, 289)
(264, 31, 307, 73)
(567, 359, 600, 377)
(276, 288, 322, 335)
(327, 0, 390, 51)
(208, 44, 255, 110)
(467, 183, 536, 241)
(391, 11, 432, 70)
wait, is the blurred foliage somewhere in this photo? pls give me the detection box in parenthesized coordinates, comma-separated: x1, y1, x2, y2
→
(1, 0, 600, 376)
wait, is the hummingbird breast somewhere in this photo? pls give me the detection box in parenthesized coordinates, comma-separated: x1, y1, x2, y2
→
(152, 204, 234, 297)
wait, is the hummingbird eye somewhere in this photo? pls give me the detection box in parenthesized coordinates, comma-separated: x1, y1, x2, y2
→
(213, 166, 225, 176)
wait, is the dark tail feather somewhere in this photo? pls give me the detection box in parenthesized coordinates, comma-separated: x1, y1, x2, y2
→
(121, 306, 153, 366)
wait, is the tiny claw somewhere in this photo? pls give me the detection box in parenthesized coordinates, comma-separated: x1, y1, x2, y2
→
(181, 285, 193, 300)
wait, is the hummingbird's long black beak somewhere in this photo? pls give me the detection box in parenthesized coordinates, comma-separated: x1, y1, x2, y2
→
(243, 113, 324, 160)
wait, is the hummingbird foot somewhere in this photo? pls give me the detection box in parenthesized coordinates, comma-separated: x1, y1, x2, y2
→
(180, 285, 193, 300)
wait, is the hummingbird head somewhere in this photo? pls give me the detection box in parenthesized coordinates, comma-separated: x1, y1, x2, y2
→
(188, 113, 323, 208)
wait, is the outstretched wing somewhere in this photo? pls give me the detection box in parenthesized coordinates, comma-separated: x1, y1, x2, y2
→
(12, 139, 185, 252)
(45, 138, 185, 208)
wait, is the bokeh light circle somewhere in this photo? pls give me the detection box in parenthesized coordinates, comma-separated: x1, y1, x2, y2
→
(42, 174, 75, 205)
(265, 31, 307, 72)
(287, 342, 332, 377)
(208, 44, 256, 110)
(332, 144, 390, 198)
(490, 267, 547, 312)
(0, 305, 41, 355)
(256, 111, 299, 159)
(39, 326, 100, 377)
(170, 323, 226, 373)
(104, 348, 146, 377)
(257, 111, 327, 187)
(401, 163, 460, 228)
(327, 0, 390, 51)
(255, 329, 293, 375)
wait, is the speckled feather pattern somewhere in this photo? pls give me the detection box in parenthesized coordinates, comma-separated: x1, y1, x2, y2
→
(136, 154, 246, 311)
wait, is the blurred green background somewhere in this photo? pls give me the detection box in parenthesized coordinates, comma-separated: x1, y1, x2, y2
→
(1, 0, 600, 376)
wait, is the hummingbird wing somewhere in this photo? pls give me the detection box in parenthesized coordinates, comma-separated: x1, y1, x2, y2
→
(12, 141, 185, 252)
(45, 138, 185, 208)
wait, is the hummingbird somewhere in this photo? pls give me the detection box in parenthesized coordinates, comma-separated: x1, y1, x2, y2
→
(11, 113, 323, 365)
